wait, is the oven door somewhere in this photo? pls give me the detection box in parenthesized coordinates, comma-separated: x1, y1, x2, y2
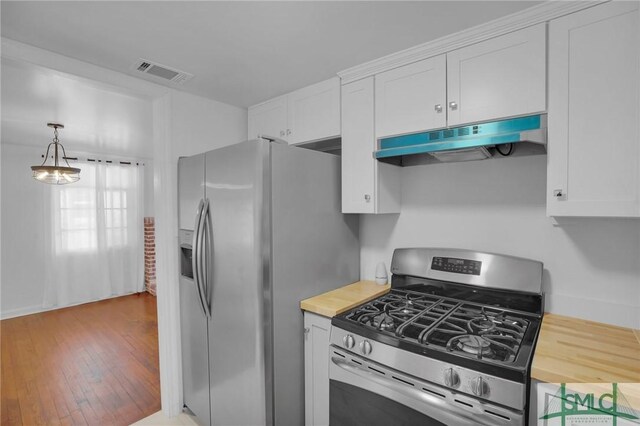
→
(329, 346, 524, 426)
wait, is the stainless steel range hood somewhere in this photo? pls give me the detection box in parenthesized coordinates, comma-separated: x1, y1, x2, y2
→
(375, 114, 546, 166)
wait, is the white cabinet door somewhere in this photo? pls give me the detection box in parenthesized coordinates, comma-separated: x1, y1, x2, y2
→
(342, 78, 376, 214)
(303, 312, 331, 426)
(547, 2, 640, 217)
(247, 96, 288, 141)
(447, 24, 546, 127)
(375, 55, 446, 139)
(288, 77, 341, 145)
(342, 78, 400, 214)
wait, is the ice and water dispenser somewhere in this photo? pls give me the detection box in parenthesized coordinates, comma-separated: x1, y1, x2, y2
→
(179, 229, 194, 280)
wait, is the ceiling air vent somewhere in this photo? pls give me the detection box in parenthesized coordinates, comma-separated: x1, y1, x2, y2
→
(132, 59, 193, 85)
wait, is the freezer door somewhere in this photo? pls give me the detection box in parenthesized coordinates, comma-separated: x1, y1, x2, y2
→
(178, 154, 205, 231)
(205, 140, 270, 426)
(179, 276, 210, 426)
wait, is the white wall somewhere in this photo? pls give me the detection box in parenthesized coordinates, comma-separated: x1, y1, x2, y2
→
(170, 90, 247, 158)
(359, 155, 640, 329)
(0, 144, 49, 317)
(1, 57, 155, 158)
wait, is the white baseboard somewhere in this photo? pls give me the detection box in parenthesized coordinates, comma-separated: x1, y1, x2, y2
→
(0, 291, 142, 320)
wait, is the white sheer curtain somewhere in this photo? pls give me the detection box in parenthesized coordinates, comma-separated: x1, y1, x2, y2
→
(43, 161, 145, 308)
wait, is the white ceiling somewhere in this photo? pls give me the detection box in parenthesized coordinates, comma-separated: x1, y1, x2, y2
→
(1, 1, 540, 108)
(1, 58, 154, 158)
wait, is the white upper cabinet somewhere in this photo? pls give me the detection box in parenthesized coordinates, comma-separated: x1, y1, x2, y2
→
(342, 78, 376, 214)
(248, 96, 288, 140)
(375, 55, 447, 139)
(342, 77, 400, 214)
(373, 25, 546, 139)
(247, 77, 340, 144)
(287, 77, 341, 145)
(446, 24, 546, 126)
(547, 2, 639, 217)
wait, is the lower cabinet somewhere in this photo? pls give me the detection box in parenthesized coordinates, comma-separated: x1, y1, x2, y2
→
(303, 311, 331, 426)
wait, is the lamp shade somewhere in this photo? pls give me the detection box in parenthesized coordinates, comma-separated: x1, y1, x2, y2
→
(31, 165, 81, 184)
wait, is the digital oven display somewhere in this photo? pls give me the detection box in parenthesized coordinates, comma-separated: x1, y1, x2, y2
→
(431, 257, 482, 275)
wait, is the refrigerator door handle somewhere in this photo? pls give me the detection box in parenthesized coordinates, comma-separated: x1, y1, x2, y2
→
(199, 199, 212, 318)
(192, 199, 208, 317)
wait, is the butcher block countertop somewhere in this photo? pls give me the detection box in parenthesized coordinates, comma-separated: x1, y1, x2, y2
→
(300, 280, 390, 318)
(531, 313, 640, 384)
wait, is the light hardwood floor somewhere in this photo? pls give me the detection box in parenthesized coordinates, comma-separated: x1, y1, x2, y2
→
(1, 293, 161, 426)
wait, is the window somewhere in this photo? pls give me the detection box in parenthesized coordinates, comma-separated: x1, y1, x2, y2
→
(54, 162, 139, 253)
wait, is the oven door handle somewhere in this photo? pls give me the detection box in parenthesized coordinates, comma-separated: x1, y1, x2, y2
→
(330, 355, 519, 426)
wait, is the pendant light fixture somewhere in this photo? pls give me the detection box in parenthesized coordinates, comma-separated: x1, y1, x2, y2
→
(31, 123, 81, 184)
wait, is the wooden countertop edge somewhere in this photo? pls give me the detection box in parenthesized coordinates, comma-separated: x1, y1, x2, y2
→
(531, 313, 640, 384)
(300, 281, 391, 318)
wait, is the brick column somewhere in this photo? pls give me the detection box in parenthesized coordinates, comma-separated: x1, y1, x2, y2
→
(144, 217, 157, 295)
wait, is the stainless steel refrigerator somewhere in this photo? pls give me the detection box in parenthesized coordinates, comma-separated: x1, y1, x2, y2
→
(178, 139, 360, 426)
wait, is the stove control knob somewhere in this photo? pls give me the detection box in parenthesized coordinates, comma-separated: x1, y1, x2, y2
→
(443, 368, 460, 388)
(343, 334, 355, 349)
(471, 377, 490, 398)
(359, 340, 372, 355)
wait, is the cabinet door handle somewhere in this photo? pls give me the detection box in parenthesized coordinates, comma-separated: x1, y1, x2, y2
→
(280, 130, 285, 137)
(448, 101, 458, 111)
(286, 129, 291, 136)
(553, 189, 564, 198)
(434, 104, 443, 113)
(364, 194, 371, 202)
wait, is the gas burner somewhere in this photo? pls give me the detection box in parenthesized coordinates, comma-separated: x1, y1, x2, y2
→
(372, 313, 397, 331)
(467, 317, 496, 333)
(448, 335, 494, 358)
(345, 289, 447, 336)
(396, 301, 414, 315)
(386, 301, 417, 316)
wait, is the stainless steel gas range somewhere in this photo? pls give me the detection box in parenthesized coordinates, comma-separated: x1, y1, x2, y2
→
(329, 248, 544, 426)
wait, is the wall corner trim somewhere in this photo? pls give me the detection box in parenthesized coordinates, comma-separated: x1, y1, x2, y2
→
(152, 93, 184, 418)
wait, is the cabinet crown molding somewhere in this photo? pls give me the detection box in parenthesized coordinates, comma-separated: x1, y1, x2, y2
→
(337, 1, 606, 84)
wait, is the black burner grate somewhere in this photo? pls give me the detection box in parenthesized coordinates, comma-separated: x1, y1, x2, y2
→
(425, 304, 529, 363)
(343, 288, 531, 364)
